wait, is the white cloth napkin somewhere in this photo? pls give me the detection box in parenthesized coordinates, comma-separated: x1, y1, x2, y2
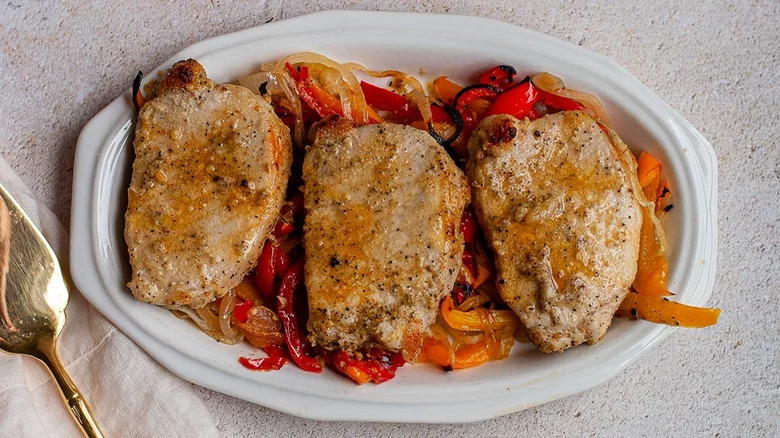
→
(0, 156, 219, 437)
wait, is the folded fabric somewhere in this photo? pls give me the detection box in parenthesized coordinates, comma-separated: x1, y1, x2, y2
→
(0, 156, 219, 438)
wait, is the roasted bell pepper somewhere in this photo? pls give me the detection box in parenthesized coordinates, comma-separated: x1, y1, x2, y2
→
(256, 240, 284, 298)
(420, 337, 452, 368)
(233, 299, 254, 324)
(461, 250, 477, 282)
(617, 292, 721, 328)
(239, 355, 286, 371)
(433, 77, 463, 105)
(478, 65, 517, 90)
(277, 259, 322, 373)
(238, 344, 287, 371)
(285, 63, 347, 120)
(633, 151, 674, 296)
(452, 284, 470, 305)
(452, 340, 490, 369)
(633, 215, 671, 297)
(454, 84, 501, 111)
(440, 296, 518, 332)
(537, 89, 585, 112)
(485, 80, 584, 120)
(360, 81, 420, 124)
(420, 336, 492, 370)
(485, 81, 539, 119)
(361, 81, 452, 125)
(459, 208, 477, 245)
(636, 151, 672, 212)
(331, 350, 403, 384)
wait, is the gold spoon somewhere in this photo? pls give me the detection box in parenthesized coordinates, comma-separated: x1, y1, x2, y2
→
(0, 183, 104, 438)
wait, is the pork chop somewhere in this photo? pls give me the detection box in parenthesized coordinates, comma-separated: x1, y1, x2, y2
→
(467, 111, 642, 353)
(125, 59, 292, 309)
(303, 117, 470, 353)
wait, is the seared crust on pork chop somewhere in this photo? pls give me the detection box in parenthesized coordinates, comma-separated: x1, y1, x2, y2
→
(125, 59, 292, 308)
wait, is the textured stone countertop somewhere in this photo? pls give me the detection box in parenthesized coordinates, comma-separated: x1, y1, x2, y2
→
(1, 1, 777, 436)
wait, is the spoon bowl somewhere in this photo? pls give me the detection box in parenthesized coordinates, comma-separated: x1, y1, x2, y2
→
(0, 183, 103, 438)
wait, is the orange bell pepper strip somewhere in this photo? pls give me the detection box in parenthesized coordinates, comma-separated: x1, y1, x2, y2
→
(617, 292, 721, 328)
(633, 215, 671, 296)
(440, 296, 518, 331)
(632, 150, 674, 297)
(433, 76, 463, 106)
(420, 337, 491, 370)
(452, 340, 490, 369)
(420, 337, 453, 367)
(637, 151, 662, 201)
(473, 264, 491, 289)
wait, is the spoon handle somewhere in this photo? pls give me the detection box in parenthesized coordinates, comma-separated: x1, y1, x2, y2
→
(37, 337, 105, 438)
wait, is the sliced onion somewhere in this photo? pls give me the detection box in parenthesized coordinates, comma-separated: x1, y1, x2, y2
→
(235, 305, 284, 348)
(171, 306, 214, 332)
(343, 63, 425, 92)
(444, 324, 485, 345)
(345, 63, 433, 127)
(456, 293, 491, 312)
(337, 80, 355, 123)
(170, 298, 243, 345)
(532, 72, 611, 124)
(196, 304, 220, 328)
(238, 71, 282, 96)
(555, 89, 611, 124)
(171, 306, 222, 340)
(271, 52, 370, 125)
(278, 71, 304, 146)
(218, 290, 244, 345)
(531, 72, 564, 93)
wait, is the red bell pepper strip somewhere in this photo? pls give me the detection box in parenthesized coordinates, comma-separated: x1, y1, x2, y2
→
(286, 62, 344, 118)
(256, 240, 281, 298)
(285, 62, 308, 81)
(361, 81, 453, 125)
(485, 81, 540, 119)
(277, 260, 322, 373)
(272, 245, 289, 274)
(461, 250, 477, 281)
(360, 81, 420, 124)
(454, 84, 501, 111)
(239, 345, 288, 371)
(273, 221, 294, 237)
(387, 351, 406, 369)
(239, 356, 286, 371)
(537, 89, 584, 112)
(459, 208, 477, 245)
(331, 350, 402, 384)
(452, 284, 468, 305)
(286, 192, 304, 219)
(233, 299, 254, 324)
(361, 81, 452, 126)
(478, 65, 517, 90)
(273, 192, 305, 238)
(486, 80, 585, 120)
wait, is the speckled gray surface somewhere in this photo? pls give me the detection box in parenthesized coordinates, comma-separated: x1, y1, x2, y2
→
(1, 1, 778, 436)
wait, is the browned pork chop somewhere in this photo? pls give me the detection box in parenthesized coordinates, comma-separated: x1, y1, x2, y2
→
(467, 111, 643, 353)
(125, 59, 292, 309)
(303, 117, 470, 353)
